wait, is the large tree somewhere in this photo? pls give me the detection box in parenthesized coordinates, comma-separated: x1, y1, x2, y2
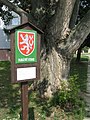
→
(0, 0, 90, 97)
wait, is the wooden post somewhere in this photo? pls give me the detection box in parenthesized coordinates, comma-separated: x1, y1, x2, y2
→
(21, 14, 28, 120)
(21, 82, 28, 120)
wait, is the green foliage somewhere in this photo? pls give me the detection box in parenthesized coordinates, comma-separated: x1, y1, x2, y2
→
(83, 46, 89, 53)
(0, 61, 21, 120)
(50, 75, 85, 115)
(0, 56, 88, 119)
(70, 56, 88, 92)
(0, 0, 90, 27)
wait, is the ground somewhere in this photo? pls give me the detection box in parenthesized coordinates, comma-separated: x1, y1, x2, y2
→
(0, 53, 89, 120)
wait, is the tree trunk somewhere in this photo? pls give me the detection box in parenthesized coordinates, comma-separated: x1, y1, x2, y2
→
(39, 47, 71, 97)
(37, 0, 76, 97)
(39, 1, 90, 98)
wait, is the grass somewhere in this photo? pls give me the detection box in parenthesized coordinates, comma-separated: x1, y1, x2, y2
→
(0, 53, 89, 120)
(70, 54, 88, 92)
(0, 61, 21, 120)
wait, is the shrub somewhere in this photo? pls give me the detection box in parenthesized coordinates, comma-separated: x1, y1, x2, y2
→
(50, 75, 84, 113)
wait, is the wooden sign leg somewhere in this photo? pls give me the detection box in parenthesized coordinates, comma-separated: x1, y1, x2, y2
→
(21, 82, 28, 120)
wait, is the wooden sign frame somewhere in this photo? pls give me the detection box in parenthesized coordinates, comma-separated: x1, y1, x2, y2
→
(9, 22, 43, 83)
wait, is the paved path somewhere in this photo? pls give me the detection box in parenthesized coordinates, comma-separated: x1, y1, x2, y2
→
(83, 56, 90, 119)
(83, 118, 90, 120)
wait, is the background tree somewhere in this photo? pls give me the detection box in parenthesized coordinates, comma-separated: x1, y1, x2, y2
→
(0, 0, 90, 97)
(76, 0, 90, 62)
(76, 34, 90, 62)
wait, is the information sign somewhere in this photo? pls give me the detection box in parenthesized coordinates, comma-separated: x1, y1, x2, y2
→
(9, 22, 43, 83)
(15, 29, 37, 64)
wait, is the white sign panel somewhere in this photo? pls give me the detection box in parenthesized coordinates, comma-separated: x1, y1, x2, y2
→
(17, 67, 36, 81)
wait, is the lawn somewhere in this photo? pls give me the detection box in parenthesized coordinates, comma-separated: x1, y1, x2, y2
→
(0, 61, 21, 119)
(70, 54, 88, 92)
(0, 54, 89, 120)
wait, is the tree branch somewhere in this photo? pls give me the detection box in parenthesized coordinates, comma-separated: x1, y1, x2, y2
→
(46, 0, 77, 44)
(0, 0, 28, 23)
(66, 10, 90, 54)
(69, 0, 80, 29)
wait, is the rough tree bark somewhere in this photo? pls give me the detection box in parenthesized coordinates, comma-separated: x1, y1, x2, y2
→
(69, 0, 80, 29)
(0, 0, 90, 97)
(39, 0, 79, 97)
